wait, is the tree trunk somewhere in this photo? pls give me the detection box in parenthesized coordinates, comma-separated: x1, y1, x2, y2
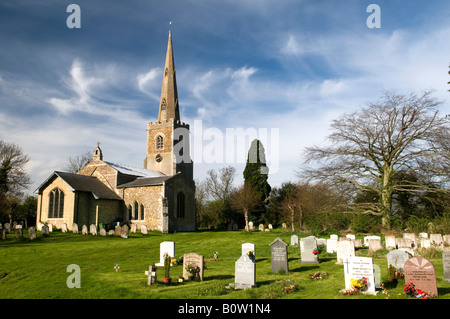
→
(380, 168, 393, 229)
(244, 209, 249, 232)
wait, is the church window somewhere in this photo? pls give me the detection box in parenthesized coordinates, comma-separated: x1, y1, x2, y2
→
(128, 205, 132, 220)
(140, 204, 145, 220)
(134, 201, 139, 220)
(48, 188, 64, 218)
(156, 135, 164, 150)
(176, 192, 185, 218)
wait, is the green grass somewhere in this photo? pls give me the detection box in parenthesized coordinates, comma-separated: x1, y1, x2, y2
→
(1, 229, 449, 299)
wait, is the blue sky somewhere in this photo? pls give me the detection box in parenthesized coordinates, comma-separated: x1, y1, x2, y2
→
(0, 0, 449, 194)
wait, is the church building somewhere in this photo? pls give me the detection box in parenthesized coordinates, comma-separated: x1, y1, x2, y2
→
(35, 31, 196, 233)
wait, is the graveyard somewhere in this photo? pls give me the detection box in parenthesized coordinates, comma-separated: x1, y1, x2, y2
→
(1, 226, 450, 300)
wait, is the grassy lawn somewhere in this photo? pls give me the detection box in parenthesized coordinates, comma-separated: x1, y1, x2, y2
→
(1, 228, 449, 300)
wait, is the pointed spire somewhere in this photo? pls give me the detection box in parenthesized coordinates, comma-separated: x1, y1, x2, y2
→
(158, 30, 180, 122)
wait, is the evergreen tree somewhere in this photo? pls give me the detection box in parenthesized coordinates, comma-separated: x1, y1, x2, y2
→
(243, 139, 271, 221)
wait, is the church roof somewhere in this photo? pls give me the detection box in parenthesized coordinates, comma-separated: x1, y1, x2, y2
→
(36, 171, 121, 200)
(104, 161, 165, 178)
(117, 175, 174, 188)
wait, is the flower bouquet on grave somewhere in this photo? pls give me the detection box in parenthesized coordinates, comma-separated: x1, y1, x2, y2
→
(185, 262, 200, 280)
(246, 250, 255, 261)
(403, 282, 417, 297)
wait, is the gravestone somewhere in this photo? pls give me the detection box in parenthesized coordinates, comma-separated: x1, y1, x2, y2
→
(0, 229, 5, 240)
(397, 238, 414, 254)
(326, 238, 337, 253)
(145, 266, 157, 285)
(72, 223, 78, 234)
(336, 240, 355, 264)
(346, 234, 355, 240)
(14, 229, 23, 240)
(420, 238, 431, 249)
(270, 237, 288, 273)
(99, 228, 107, 236)
(343, 256, 376, 294)
(429, 234, 443, 250)
(268, 224, 273, 230)
(403, 233, 416, 242)
(330, 234, 339, 240)
(141, 225, 148, 234)
(281, 223, 287, 229)
(443, 235, 450, 245)
(42, 225, 49, 236)
(419, 232, 428, 239)
(354, 239, 363, 248)
(363, 235, 381, 247)
(241, 243, 255, 260)
(385, 235, 396, 250)
(108, 230, 115, 235)
(387, 249, 411, 273)
(61, 223, 68, 233)
(234, 254, 256, 289)
(183, 253, 204, 281)
(248, 221, 254, 231)
(114, 225, 122, 236)
(404, 256, 438, 297)
(28, 227, 36, 241)
(89, 224, 97, 235)
(368, 238, 383, 253)
(121, 225, 129, 238)
(131, 224, 137, 233)
(290, 235, 299, 246)
(4, 223, 11, 234)
(156, 241, 175, 266)
(300, 236, 319, 263)
(258, 224, 264, 231)
(48, 224, 53, 232)
(443, 251, 450, 283)
(82, 225, 88, 235)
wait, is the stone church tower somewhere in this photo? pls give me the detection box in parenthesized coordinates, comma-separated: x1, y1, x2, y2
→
(144, 31, 193, 181)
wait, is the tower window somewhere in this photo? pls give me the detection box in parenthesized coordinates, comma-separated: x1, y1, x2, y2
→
(48, 188, 64, 218)
(156, 135, 164, 150)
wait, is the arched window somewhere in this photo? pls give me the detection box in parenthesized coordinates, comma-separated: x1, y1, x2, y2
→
(134, 201, 139, 220)
(48, 188, 64, 218)
(140, 204, 145, 220)
(176, 192, 185, 218)
(156, 135, 164, 150)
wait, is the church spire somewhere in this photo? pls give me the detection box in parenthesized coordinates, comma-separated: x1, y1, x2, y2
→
(158, 30, 180, 122)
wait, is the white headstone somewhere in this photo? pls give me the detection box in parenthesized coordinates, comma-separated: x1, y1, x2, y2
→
(336, 240, 355, 264)
(385, 235, 396, 250)
(420, 238, 431, 249)
(343, 257, 376, 294)
(242, 243, 255, 259)
(326, 238, 337, 253)
(141, 225, 148, 234)
(131, 224, 137, 233)
(290, 235, 299, 246)
(430, 234, 444, 250)
(61, 223, 68, 233)
(330, 234, 338, 240)
(89, 224, 97, 235)
(72, 223, 78, 234)
(346, 234, 355, 240)
(82, 225, 88, 235)
(155, 241, 175, 266)
(363, 235, 381, 247)
(234, 254, 256, 289)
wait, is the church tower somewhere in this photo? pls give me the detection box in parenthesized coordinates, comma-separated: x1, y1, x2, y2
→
(144, 31, 193, 180)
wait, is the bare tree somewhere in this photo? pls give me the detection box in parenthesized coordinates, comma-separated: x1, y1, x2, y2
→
(300, 90, 449, 229)
(230, 183, 260, 231)
(64, 151, 92, 173)
(204, 166, 236, 202)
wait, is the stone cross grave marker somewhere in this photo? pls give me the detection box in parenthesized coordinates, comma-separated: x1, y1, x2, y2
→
(387, 249, 411, 273)
(114, 264, 120, 272)
(343, 256, 376, 294)
(183, 253, 204, 281)
(443, 251, 450, 283)
(145, 266, 157, 285)
(404, 256, 438, 297)
(156, 241, 175, 266)
(336, 240, 355, 264)
(270, 237, 288, 273)
(234, 254, 256, 289)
